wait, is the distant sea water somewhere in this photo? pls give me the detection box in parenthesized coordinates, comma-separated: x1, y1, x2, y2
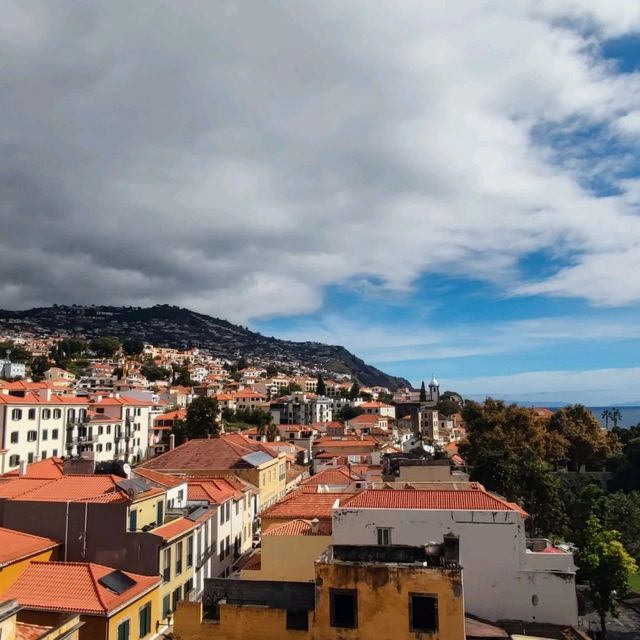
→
(589, 407, 640, 429)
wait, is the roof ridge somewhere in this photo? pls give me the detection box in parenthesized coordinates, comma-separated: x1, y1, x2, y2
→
(87, 563, 110, 613)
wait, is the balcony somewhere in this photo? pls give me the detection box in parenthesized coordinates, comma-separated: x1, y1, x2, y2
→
(522, 538, 576, 573)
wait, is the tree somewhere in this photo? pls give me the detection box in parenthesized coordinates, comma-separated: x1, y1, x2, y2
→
(336, 405, 363, 422)
(172, 366, 193, 387)
(349, 382, 360, 399)
(236, 356, 247, 371)
(547, 405, 615, 471)
(184, 396, 220, 439)
(265, 364, 278, 377)
(611, 408, 623, 429)
(140, 363, 171, 382)
(602, 409, 613, 430)
(0, 342, 31, 363)
(377, 391, 394, 404)
(576, 515, 637, 639)
(419, 381, 427, 402)
(601, 491, 640, 563)
(437, 398, 460, 417)
(281, 382, 302, 395)
(89, 336, 121, 358)
(122, 339, 145, 356)
(316, 375, 326, 396)
(266, 422, 279, 442)
(30, 356, 50, 382)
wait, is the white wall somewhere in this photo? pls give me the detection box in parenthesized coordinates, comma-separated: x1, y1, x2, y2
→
(332, 506, 578, 626)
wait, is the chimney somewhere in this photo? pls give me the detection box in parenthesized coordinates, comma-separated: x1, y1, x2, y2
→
(169, 434, 176, 450)
(443, 532, 460, 564)
(18, 460, 27, 476)
(37, 387, 52, 402)
(310, 518, 319, 535)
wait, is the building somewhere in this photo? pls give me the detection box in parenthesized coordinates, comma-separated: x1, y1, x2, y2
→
(359, 401, 396, 419)
(0, 528, 59, 592)
(332, 488, 578, 625)
(0, 361, 26, 380)
(140, 435, 287, 510)
(0, 598, 82, 640)
(271, 393, 333, 425)
(242, 519, 331, 582)
(174, 536, 465, 640)
(1, 561, 161, 640)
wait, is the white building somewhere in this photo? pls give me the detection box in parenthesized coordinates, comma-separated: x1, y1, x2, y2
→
(332, 488, 578, 626)
(0, 360, 26, 379)
(271, 392, 333, 425)
(359, 401, 396, 419)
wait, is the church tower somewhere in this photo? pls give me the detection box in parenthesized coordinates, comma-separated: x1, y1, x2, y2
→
(429, 375, 440, 403)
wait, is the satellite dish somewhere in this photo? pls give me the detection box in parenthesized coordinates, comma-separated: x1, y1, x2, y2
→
(122, 463, 132, 477)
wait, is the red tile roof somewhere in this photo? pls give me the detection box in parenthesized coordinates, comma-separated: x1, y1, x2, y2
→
(262, 489, 354, 521)
(263, 519, 331, 536)
(133, 468, 186, 488)
(16, 623, 54, 640)
(140, 434, 276, 471)
(2, 561, 160, 615)
(187, 477, 244, 503)
(152, 517, 197, 542)
(2, 457, 64, 479)
(0, 527, 59, 566)
(340, 489, 529, 515)
(242, 552, 261, 571)
(313, 436, 377, 448)
(0, 478, 55, 499)
(302, 467, 361, 487)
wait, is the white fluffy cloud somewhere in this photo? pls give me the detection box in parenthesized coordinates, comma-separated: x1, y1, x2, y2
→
(1, 1, 640, 320)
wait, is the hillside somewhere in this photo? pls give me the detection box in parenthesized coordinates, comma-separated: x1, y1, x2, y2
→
(0, 305, 411, 389)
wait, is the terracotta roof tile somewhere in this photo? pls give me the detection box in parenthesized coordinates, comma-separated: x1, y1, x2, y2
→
(133, 468, 186, 488)
(340, 489, 529, 514)
(302, 467, 361, 487)
(263, 489, 354, 521)
(16, 622, 54, 640)
(0, 527, 59, 566)
(2, 561, 160, 615)
(0, 478, 55, 499)
(140, 435, 276, 471)
(263, 519, 331, 536)
(152, 517, 197, 542)
(2, 457, 64, 479)
(186, 477, 243, 503)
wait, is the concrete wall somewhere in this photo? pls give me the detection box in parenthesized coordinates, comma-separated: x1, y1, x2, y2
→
(0, 546, 58, 592)
(242, 535, 331, 582)
(332, 507, 578, 626)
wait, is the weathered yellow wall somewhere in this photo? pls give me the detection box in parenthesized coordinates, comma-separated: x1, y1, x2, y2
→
(107, 586, 161, 640)
(0, 547, 58, 592)
(0, 611, 16, 640)
(18, 610, 99, 640)
(312, 560, 465, 640)
(130, 494, 165, 530)
(242, 536, 330, 582)
(159, 534, 195, 621)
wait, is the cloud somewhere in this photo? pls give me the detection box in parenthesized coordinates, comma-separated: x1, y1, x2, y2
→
(1, 1, 640, 321)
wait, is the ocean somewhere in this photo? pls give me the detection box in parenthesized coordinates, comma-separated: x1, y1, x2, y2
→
(589, 406, 640, 429)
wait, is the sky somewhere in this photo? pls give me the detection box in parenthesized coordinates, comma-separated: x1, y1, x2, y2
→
(1, 1, 640, 403)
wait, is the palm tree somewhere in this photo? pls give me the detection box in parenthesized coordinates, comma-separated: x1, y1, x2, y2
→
(611, 407, 622, 429)
(601, 409, 612, 429)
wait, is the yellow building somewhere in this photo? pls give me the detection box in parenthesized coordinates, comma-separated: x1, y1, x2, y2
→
(241, 519, 331, 582)
(174, 537, 465, 640)
(1, 561, 161, 640)
(0, 528, 59, 593)
(152, 517, 197, 624)
(0, 599, 83, 640)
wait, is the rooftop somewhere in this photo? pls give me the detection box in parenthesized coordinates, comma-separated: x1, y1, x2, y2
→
(133, 468, 186, 488)
(152, 517, 197, 542)
(263, 519, 332, 537)
(140, 434, 277, 471)
(340, 489, 529, 515)
(301, 467, 362, 487)
(262, 488, 354, 521)
(2, 457, 64, 479)
(2, 561, 160, 615)
(0, 528, 59, 567)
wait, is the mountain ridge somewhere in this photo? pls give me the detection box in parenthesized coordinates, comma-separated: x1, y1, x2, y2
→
(0, 304, 411, 390)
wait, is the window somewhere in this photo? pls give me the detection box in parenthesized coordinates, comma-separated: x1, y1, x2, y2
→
(106, 424, 111, 434)
(225, 535, 230, 558)
(28, 408, 36, 420)
(176, 541, 183, 575)
(27, 430, 37, 442)
(53, 409, 61, 419)
(42, 409, 51, 420)
(41, 451, 47, 459)
(409, 594, 438, 633)
(96, 444, 103, 452)
(156, 500, 164, 526)
(286, 610, 309, 631)
(138, 602, 151, 637)
(235, 500, 239, 516)
(225, 501, 231, 521)
(377, 527, 392, 545)
(106, 443, 112, 451)
(162, 595, 171, 618)
(117, 619, 130, 640)
(162, 548, 171, 582)
(52, 429, 59, 439)
(27, 452, 34, 464)
(42, 429, 48, 441)
(9, 455, 19, 467)
(11, 409, 22, 421)
(330, 589, 357, 629)
(129, 509, 137, 532)
(172, 586, 182, 610)
(177, 489, 184, 503)
(98, 426, 103, 435)
(52, 449, 58, 457)
(184, 578, 193, 596)
(10, 432, 18, 444)
(187, 535, 193, 567)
